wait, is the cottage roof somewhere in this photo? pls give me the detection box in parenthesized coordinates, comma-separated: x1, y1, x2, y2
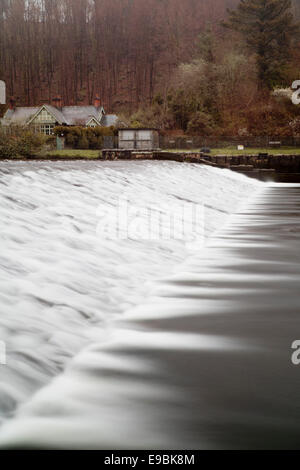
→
(1, 104, 118, 128)
(3, 107, 39, 125)
(44, 105, 66, 124)
(101, 114, 119, 127)
(60, 106, 103, 126)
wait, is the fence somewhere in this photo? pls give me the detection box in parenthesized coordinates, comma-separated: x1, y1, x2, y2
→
(103, 135, 117, 149)
(159, 136, 300, 150)
(2, 127, 300, 151)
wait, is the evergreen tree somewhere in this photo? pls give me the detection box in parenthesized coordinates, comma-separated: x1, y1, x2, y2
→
(197, 27, 216, 63)
(224, 0, 299, 88)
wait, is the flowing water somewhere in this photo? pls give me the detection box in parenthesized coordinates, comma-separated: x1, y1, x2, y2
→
(1, 160, 297, 449)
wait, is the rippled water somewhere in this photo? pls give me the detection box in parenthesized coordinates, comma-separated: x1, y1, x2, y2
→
(0, 161, 263, 448)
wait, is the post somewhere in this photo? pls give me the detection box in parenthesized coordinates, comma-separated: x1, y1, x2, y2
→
(56, 136, 65, 150)
(0, 80, 6, 105)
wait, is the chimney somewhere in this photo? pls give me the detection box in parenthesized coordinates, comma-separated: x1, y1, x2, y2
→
(52, 96, 62, 109)
(94, 95, 101, 109)
(9, 97, 16, 110)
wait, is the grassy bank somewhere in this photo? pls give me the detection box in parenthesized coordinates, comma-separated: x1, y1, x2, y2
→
(47, 147, 300, 159)
(45, 150, 100, 159)
(2, 147, 300, 160)
(167, 147, 300, 156)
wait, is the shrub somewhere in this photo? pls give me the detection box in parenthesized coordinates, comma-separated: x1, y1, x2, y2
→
(66, 133, 76, 147)
(96, 136, 103, 149)
(77, 134, 89, 149)
(17, 132, 46, 157)
(245, 103, 296, 137)
(186, 111, 215, 136)
(88, 134, 98, 149)
(0, 133, 19, 158)
(0, 129, 45, 158)
(53, 125, 115, 149)
(0, 105, 7, 118)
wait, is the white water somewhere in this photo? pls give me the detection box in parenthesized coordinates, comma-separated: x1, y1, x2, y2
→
(0, 161, 261, 447)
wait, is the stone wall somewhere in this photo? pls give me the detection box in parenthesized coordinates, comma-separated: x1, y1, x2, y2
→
(101, 150, 300, 173)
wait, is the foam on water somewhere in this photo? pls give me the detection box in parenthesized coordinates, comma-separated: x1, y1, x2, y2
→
(0, 160, 261, 445)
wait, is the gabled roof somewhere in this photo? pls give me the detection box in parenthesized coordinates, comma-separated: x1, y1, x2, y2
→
(86, 116, 102, 126)
(27, 104, 66, 126)
(2, 107, 39, 125)
(45, 105, 66, 124)
(0, 104, 117, 128)
(62, 106, 104, 126)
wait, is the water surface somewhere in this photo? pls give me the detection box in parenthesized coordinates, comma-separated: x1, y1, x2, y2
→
(0, 161, 282, 448)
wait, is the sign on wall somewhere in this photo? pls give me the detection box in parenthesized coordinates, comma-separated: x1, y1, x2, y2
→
(0, 81, 6, 104)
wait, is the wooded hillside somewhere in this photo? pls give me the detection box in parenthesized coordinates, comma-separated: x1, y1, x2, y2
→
(0, 0, 244, 109)
(1, 0, 300, 137)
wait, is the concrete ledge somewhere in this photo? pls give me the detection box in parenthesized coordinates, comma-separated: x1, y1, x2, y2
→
(101, 149, 300, 173)
(230, 165, 254, 172)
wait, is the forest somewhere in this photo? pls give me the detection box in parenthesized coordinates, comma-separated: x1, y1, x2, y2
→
(1, 0, 300, 136)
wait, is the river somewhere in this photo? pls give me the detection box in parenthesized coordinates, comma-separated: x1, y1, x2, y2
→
(0, 160, 298, 449)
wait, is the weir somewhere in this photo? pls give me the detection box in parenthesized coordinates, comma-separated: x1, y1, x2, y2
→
(0, 161, 259, 432)
(102, 149, 300, 177)
(0, 179, 299, 449)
